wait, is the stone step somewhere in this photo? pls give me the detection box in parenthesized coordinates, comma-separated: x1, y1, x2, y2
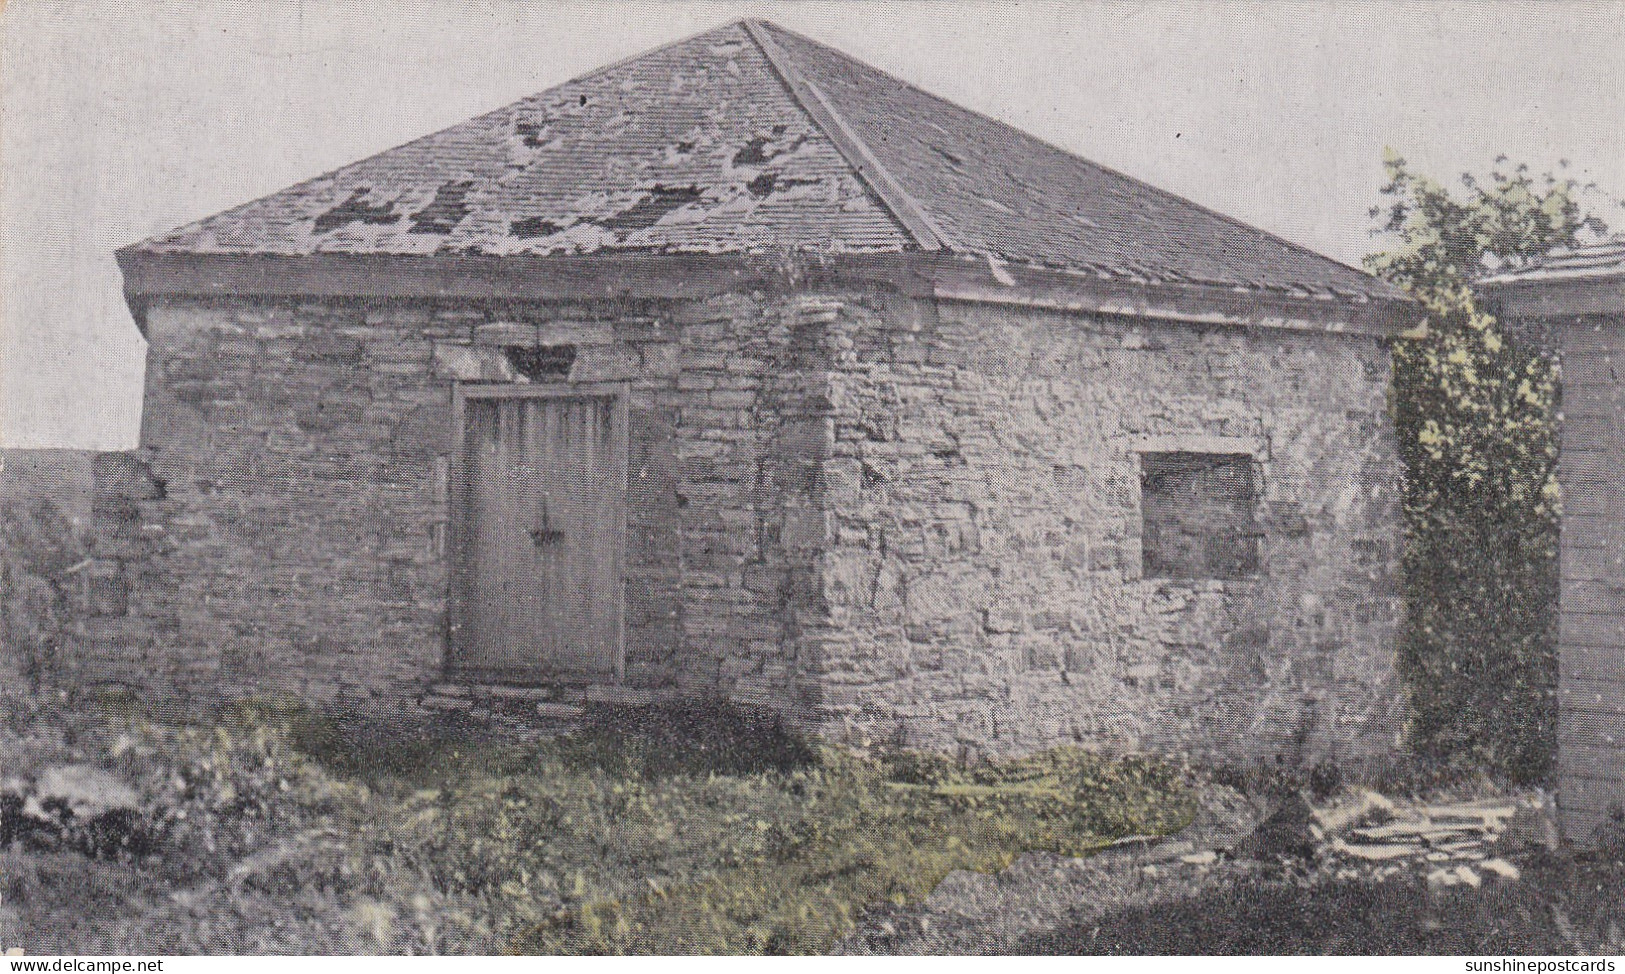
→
(419, 693, 473, 712)
(426, 681, 669, 708)
(428, 682, 576, 702)
(419, 686, 586, 721)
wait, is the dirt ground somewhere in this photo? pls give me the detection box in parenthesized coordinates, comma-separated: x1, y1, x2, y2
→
(840, 784, 1625, 955)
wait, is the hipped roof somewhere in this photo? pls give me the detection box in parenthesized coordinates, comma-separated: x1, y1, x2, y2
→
(120, 19, 1413, 334)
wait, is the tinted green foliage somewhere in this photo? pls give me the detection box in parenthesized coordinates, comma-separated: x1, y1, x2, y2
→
(510, 741, 1192, 954)
(2, 704, 1193, 954)
(1366, 152, 1608, 782)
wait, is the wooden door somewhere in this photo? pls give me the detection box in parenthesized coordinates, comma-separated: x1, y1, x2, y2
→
(450, 387, 626, 681)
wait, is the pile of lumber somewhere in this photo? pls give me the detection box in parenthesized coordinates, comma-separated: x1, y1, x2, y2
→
(1312, 790, 1529, 886)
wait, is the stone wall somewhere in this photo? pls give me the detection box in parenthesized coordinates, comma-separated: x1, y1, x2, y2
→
(804, 295, 1407, 770)
(85, 292, 840, 718)
(88, 282, 1406, 771)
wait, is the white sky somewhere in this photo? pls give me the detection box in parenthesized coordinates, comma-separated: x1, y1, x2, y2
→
(3, 0, 1622, 449)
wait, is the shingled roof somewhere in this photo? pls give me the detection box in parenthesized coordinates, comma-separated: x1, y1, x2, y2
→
(121, 19, 1411, 329)
(1478, 236, 1625, 319)
(1481, 236, 1625, 287)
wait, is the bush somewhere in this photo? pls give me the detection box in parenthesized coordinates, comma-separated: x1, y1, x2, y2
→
(1366, 155, 1605, 783)
(510, 738, 1194, 953)
(103, 720, 341, 879)
(559, 701, 819, 779)
(0, 497, 87, 693)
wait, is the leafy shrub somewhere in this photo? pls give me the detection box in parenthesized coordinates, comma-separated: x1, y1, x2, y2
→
(559, 701, 819, 779)
(284, 704, 1191, 953)
(1367, 154, 1608, 783)
(217, 696, 345, 764)
(104, 715, 355, 880)
(0, 497, 87, 692)
(510, 740, 1193, 953)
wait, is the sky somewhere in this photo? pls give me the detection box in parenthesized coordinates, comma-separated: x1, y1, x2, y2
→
(3, 0, 1622, 449)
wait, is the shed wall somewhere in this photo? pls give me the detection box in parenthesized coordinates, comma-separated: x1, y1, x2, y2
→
(87, 285, 1407, 772)
(806, 296, 1406, 768)
(85, 293, 830, 716)
(1555, 313, 1625, 841)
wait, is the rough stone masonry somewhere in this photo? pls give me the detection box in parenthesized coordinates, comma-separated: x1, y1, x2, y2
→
(88, 19, 1417, 772)
(81, 281, 1405, 772)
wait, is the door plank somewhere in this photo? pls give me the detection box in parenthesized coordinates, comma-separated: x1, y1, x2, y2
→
(450, 389, 626, 680)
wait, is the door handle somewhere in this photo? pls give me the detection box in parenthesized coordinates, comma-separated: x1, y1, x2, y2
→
(530, 495, 564, 547)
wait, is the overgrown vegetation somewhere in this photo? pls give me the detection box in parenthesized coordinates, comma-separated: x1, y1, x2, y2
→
(0, 496, 88, 691)
(0, 702, 1194, 954)
(1366, 152, 1610, 783)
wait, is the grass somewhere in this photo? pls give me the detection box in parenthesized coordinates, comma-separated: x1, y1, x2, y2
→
(15, 697, 1625, 955)
(1, 700, 1196, 955)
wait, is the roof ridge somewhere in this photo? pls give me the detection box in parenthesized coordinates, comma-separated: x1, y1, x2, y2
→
(755, 19, 1386, 290)
(741, 18, 946, 252)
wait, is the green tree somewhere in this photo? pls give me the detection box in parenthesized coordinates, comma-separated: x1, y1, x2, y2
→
(1366, 151, 1607, 783)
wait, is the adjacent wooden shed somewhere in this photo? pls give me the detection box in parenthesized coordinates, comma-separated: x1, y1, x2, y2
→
(100, 19, 1418, 767)
(1481, 237, 1625, 841)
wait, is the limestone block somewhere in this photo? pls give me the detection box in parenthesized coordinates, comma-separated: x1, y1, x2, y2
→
(430, 343, 518, 382)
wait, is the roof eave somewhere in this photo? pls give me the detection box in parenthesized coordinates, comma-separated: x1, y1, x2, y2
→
(1476, 272, 1625, 320)
(928, 255, 1419, 338)
(117, 247, 1417, 338)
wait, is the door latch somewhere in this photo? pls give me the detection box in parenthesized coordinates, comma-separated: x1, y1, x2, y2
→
(530, 495, 565, 547)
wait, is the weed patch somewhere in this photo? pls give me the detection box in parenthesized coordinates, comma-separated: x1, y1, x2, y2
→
(1, 703, 1195, 954)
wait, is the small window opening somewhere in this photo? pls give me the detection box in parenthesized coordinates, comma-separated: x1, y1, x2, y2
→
(1140, 452, 1260, 580)
(505, 344, 576, 380)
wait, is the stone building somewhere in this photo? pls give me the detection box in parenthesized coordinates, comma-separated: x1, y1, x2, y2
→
(101, 20, 1417, 767)
(1480, 237, 1625, 840)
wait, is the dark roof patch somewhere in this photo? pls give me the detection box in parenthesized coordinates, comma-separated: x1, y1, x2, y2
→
(408, 180, 475, 235)
(596, 185, 706, 234)
(509, 216, 566, 240)
(312, 188, 400, 234)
